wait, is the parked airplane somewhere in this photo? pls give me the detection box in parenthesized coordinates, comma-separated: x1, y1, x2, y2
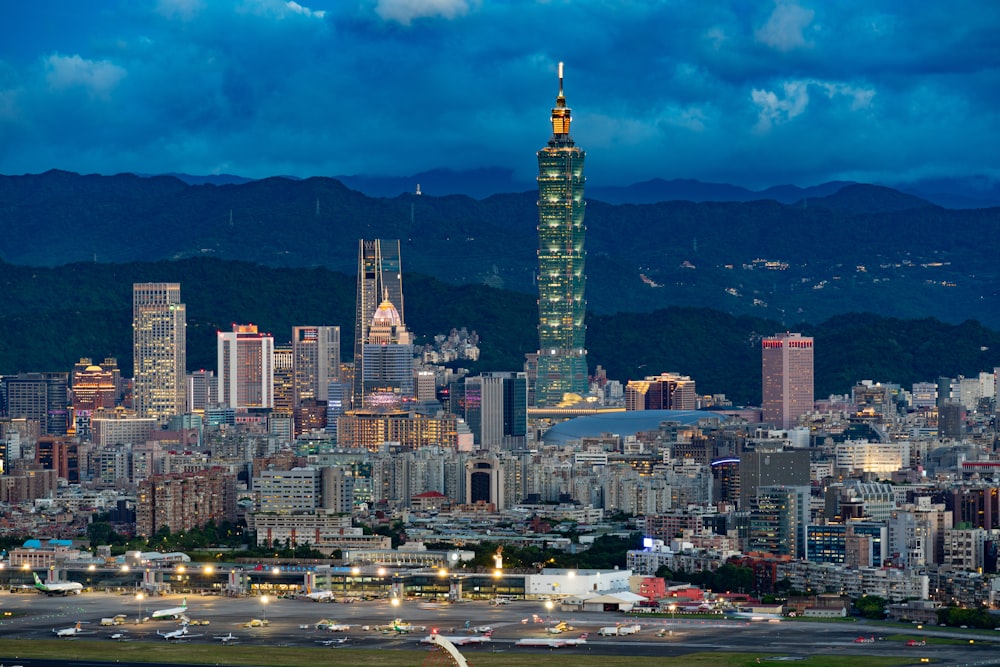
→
(490, 596, 512, 606)
(302, 590, 334, 602)
(724, 610, 783, 622)
(214, 632, 239, 643)
(151, 598, 188, 620)
(516, 633, 588, 648)
(421, 634, 492, 646)
(109, 631, 129, 641)
(53, 622, 88, 638)
(316, 638, 350, 646)
(159, 623, 201, 641)
(855, 635, 876, 644)
(33, 572, 83, 596)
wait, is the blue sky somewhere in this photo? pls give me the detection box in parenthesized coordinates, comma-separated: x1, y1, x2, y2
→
(1, 0, 998, 189)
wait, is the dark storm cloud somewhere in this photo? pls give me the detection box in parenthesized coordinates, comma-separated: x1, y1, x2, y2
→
(0, 0, 997, 188)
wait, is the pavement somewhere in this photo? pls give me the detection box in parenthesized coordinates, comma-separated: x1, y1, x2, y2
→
(0, 590, 998, 664)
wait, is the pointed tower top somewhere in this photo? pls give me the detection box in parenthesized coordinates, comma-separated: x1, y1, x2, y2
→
(550, 61, 571, 137)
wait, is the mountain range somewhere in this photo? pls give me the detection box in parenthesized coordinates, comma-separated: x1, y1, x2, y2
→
(1, 170, 998, 330)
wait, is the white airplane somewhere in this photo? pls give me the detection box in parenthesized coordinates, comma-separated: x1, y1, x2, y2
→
(303, 590, 334, 602)
(214, 632, 239, 643)
(316, 637, 350, 646)
(151, 597, 188, 620)
(109, 631, 129, 641)
(421, 634, 492, 646)
(159, 623, 201, 641)
(516, 633, 588, 648)
(34, 572, 83, 596)
(53, 622, 88, 638)
(490, 596, 511, 606)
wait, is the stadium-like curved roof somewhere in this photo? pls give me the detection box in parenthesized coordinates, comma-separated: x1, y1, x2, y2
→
(541, 409, 728, 445)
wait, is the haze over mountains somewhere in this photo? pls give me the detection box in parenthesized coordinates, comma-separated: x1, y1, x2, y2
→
(2, 170, 998, 330)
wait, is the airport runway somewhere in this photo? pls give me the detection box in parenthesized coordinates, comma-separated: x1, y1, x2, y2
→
(1, 590, 998, 664)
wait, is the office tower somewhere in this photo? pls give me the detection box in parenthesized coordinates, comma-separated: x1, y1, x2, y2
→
(361, 298, 414, 407)
(217, 324, 274, 409)
(534, 62, 588, 407)
(293, 326, 341, 407)
(35, 436, 80, 483)
(738, 449, 810, 511)
(450, 372, 528, 450)
(625, 372, 697, 411)
(272, 346, 295, 415)
(353, 239, 404, 408)
(133, 283, 186, 421)
(71, 358, 118, 411)
(325, 381, 347, 435)
(4, 372, 69, 436)
(186, 369, 217, 412)
(761, 332, 814, 429)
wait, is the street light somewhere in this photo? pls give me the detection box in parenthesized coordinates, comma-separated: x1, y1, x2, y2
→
(391, 597, 400, 608)
(136, 592, 145, 624)
(261, 595, 269, 624)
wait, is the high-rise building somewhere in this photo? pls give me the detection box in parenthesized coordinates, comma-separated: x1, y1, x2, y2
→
(217, 324, 274, 409)
(71, 358, 118, 412)
(133, 283, 186, 421)
(450, 372, 527, 450)
(4, 372, 69, 436)
(534, 62, 588, 407)
(292, 326, 341, 407)
(353, 239, 404, 408)
(625, 372, 697, 411)
(361, 299, 414, 408)
(186, 369, 217, 412)
(761, 332, 814, 429)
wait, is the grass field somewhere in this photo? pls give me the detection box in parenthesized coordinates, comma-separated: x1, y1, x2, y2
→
(0, 639, 916, 667)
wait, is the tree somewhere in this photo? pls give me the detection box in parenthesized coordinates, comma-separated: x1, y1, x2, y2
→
(856, 595, 887, 619)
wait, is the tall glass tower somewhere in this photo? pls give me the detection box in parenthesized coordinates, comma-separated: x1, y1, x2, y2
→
(535, 62, 588, 407)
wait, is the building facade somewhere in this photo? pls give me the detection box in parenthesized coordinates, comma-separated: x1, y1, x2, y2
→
(217, 324, 274, 410)
(133, 283, 187, 421)
(293, 326, 341, 407)
(534, 63, 588, 407)
(626, 373, 697, 411)
(762, 332, 814, 429)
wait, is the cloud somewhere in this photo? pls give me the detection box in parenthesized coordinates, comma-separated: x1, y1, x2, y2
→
(44, 54, 126, 99)
(751, 78, 875, 132)
(755, 0, 815, 51)
(156, 0, 204, 20)
(751, 81, 810, 131)
(374, 0, 476, 25)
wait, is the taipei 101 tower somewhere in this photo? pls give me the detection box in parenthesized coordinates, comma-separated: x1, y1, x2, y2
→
(534, 62, 588, 407)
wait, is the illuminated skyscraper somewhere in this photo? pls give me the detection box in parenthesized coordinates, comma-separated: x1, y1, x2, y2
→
(534, 62, 588, 406)
(353, 239, 404, 408)
(761, 332, 814, 429)
(292, 325, 340, 407)
(133, 283, 186, 421)
(217, 324, 274, 409)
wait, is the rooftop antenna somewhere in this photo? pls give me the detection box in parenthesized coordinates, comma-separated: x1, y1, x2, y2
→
(316, 197, 320, 217)
(229, 209, 234, 227)
(415, 183, 422, 196)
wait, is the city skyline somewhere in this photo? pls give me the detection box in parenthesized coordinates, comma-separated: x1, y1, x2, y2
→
(1, 1, 998, 190)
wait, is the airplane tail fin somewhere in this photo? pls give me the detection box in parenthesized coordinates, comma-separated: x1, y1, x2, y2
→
(181, 597, 187, 608)
(33, 572, 43, 586)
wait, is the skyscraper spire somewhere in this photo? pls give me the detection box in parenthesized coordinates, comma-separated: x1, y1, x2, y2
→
(551, 61, 572, 139)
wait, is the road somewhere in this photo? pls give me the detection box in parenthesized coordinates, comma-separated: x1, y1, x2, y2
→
(1, 590, 997, 664)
